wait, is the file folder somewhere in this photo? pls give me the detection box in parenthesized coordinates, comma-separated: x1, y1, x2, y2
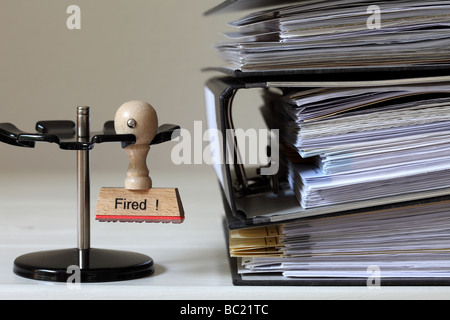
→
(204, 0, 450, 285)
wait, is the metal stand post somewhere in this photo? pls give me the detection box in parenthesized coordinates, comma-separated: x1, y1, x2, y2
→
(77, 106, 90, 268)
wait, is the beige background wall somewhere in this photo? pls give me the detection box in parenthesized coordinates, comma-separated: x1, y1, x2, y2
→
(0, 0, 264, 177)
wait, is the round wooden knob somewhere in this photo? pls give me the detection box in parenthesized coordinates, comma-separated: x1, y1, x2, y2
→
(115, 100, 159, 190)
(115, 100, 158, 145)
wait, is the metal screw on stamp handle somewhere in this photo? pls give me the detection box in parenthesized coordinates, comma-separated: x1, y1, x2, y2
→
(127, 118, 137, 128)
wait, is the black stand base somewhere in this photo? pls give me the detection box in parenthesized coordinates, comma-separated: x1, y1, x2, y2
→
(13, 248, 154, 283)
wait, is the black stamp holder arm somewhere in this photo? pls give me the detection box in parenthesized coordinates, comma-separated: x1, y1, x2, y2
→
(0, 120, 180, 150)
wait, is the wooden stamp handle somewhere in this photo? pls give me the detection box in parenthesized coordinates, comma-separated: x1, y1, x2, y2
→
(115, 100, 158, 190)
(124, 144, 151, 189)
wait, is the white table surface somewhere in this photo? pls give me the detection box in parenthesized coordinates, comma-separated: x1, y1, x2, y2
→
(0, 167, 449, 300)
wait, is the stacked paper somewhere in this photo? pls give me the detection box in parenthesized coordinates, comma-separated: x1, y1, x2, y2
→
(262, 80, 450, 209)
(206, 0, 450, 284)
(216, 0, 450, 72)
(234, 200, 450, 279)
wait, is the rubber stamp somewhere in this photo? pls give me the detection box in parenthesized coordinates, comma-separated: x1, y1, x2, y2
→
(95, 100, 185, 223)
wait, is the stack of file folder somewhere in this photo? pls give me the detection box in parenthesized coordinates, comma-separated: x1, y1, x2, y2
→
(204, 0, 450, 285)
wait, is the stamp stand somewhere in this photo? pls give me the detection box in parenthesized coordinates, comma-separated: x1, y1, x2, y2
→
(0, 105, 180, 282)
